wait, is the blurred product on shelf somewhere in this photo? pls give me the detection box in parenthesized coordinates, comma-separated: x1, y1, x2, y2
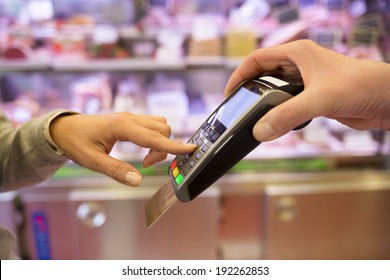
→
(307, 26, 344, 51)
(188, 36, 222, 57)
(66, 14, 95, 25)
(2, 41, 30, 59)
(0, 23, 32, 60)
(119, 27, 156, 58)
(272, 3, 300, 24)
(0, 95, 41, 125)
(88, 24, 128, 59)
(139, 5, 172, 32)
(146, 77, 189, 132)
(188, 15, 222, 57)
(21, 0, 54, 22)
(52, 31, 86, 61)
(0, 0, 387, 63)
(347, 45, 383, 60)
(6, 24, 33, 47)
(228, 0, 270, 26)
(70, 74, 112, 114)
(155, 28, 185, 61)
(113, 76, 146, 114)
(224, 29, 258, 57)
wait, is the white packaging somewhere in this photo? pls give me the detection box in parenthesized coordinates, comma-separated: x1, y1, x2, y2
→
(146, 89, 189, 133)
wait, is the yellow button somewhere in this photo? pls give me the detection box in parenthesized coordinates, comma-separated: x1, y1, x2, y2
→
(172, 167, 180, 178)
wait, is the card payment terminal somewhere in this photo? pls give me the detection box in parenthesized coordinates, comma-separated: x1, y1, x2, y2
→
(145, 75, 308, 227)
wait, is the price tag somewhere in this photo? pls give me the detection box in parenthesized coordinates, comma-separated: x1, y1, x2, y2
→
(273, 5, 300, 24)
(349, 28, 379, 46)
(308, 28, 343, 48)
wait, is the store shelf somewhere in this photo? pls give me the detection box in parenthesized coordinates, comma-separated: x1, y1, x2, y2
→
(0, 59, 51, 72)
(0, 57, 244, 73)
(52, 58, 187, 72)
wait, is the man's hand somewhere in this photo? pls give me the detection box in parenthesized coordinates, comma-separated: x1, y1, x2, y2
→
(225, 40, 390, 142)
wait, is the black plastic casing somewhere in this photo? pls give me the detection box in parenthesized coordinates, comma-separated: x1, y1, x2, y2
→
(169, 76, 305, 202)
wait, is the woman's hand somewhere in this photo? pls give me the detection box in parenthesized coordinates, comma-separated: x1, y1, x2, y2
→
(50, 112, 196, 186)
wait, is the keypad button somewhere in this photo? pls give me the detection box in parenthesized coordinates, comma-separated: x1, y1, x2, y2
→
(172, 167, 180, 178)
(176, 155, 185, 163)
(175, 174, 184, 184)
(196, 138, 204, 147)
(189, 160, 195, 168)
(177, 158, 185, 167)
(193, 131, 200, 141)
(182, 166, 190, 176)
(195, 152, 203, 160)
(201, 144, 210, 153)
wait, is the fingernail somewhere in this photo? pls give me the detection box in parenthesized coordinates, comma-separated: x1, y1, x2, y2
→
(254, 122, 275, 141)
(125, 171, 141, 186)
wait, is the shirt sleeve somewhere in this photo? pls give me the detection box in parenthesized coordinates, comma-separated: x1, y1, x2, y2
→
(0, 110, 75, 192)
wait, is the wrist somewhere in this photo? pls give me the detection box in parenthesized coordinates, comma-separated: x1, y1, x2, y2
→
(44, 110, 78, 155)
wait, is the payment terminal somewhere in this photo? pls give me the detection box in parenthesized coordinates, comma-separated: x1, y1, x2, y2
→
(145, 75, 308, 227)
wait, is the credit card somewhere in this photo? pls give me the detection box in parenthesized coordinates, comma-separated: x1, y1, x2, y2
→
(144, 180, 177, 228)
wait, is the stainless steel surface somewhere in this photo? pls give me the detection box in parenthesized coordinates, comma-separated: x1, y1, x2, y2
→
(3, 169, 390, 260)
(262, 180, 390, 259)
(145, 180, 178, 228)
(219, 192, 264, 259)
(217, 170, 390, 260)
(17, 177, 220, 260)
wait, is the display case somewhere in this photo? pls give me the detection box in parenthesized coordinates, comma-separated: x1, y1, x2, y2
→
(1, 0, 390, 260)
(1, 0, 389, 161)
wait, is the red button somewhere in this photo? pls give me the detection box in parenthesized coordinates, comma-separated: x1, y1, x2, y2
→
(171, 160, 177, 170)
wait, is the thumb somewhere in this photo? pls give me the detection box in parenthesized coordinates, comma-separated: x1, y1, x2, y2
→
(253, 92, 318, 142)
(90, 152, 143, 186)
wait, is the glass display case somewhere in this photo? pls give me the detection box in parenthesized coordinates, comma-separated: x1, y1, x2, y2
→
(0, 0, 389, 164)
(1, 0, 390, 260)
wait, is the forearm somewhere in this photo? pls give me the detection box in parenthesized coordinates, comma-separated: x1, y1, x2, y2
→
(0, 110, 71, 191)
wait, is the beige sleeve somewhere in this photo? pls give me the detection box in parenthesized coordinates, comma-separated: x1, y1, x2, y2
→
(0, 110, 76, 191)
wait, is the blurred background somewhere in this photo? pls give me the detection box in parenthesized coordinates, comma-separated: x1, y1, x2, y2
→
(1, 0, 390, 260)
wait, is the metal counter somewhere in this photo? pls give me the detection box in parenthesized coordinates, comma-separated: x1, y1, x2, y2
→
(216, 170, 390, 260)
(6, 177, 220, 260)
(1, 169, 390, 259)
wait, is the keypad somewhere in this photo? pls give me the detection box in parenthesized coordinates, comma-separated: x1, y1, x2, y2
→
(169, 123, 220, 185)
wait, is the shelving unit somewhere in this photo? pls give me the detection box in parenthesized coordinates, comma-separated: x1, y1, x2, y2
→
(1, 54, 389, 167)
(0, 56, 243, 73)
(1, 0, 390, 261)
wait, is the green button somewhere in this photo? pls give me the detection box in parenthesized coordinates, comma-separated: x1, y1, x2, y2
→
(175, 174, 184, 185)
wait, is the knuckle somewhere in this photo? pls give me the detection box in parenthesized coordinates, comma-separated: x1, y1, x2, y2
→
(162, 124, 172, 137)
(145, 130, 165, 146)
(150, 151, 168, 162)
(295, 39, 316, 49)
(106, 160, 125, 180)
(158, 116, 168, 123)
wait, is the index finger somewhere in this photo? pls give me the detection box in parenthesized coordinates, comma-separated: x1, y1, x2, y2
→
(127, 125, 197, 155)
